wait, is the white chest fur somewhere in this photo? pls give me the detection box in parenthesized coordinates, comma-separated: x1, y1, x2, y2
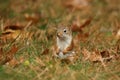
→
(57, 36, 72, 51)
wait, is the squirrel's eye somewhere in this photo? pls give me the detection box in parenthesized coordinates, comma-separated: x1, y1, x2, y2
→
(63, 29, 67, 33)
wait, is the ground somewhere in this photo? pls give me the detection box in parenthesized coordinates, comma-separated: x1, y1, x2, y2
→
(0, 0, 120, 80)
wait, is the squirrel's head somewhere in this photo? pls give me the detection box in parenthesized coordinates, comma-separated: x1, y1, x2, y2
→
(57, 25, 72, 40)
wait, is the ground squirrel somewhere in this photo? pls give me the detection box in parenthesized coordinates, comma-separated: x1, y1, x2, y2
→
(54, 25, 77, 63)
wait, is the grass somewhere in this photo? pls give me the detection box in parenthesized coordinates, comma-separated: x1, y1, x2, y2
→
(0, 0, 120, 80)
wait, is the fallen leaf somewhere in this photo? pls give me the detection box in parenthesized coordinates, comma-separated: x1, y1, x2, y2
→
(75, 33, 89, 42)
(81, 48, 90, 61)
(100, 50, 110, 58)
(4, 25, 24, 31)
(63, 0, 90, 10)
(6, 58, 19, 67)
(24, 13, 40, 24)
(89, 51, 102, 62)
(0, 24, 33, 45)
(7, 56, 25, 67)
(41, 48, 49, 55)
(0, 25, 23, 43)
(71, 24, 82, 32)
(81, 48, 114, 67)
(79, 17, 92, 29)
(71, 17, 92, 32)
(0, 45, 18, 65)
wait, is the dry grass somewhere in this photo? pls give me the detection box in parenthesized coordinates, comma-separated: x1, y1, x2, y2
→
(0, 0, 120, 80)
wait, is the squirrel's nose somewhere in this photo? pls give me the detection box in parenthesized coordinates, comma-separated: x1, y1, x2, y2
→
(57, 32, 62, 37)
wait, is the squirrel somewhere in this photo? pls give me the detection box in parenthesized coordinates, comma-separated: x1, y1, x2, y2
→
(54, 25, 78, 63)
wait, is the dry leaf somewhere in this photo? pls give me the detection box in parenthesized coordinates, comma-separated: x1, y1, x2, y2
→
(82, 48, 107, 67)
(100, 50, 110, 58)
(75, 33, 89, 42)
(6, 58, 19, 67)
(63, 0, 90, 10)
(82, 48, 114, 62)
(0, 45, 18, 65)
(0, 24, 33, 45)
(71, 17, 92, 32)
(4, 25, 24, 31)
(41, 48, 49, 55)
(6, 56, 25, 67)
(0, 25, 23, 43)
(82, 48, 102, 62)
(89, 51, 102, 62)
(2, 29, 21, 40)
(71, 24, 82, 32)
(81, 48, 90, 61)
(24, 13, 40, 23)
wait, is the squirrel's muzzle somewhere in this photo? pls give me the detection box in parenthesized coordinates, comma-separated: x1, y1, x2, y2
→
(57, 32, 63, 38)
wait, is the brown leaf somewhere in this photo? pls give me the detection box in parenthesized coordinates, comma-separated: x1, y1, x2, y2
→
(75, 33, 89, 42)
(41, 48, 49, 55)
(81, 48, 90, 61)
(89, 51, 102, 62)
(0, 25, 24, 43)
(7, 45, 18, 55)
(82, 48, 103, 62)
(0, 45, 18, 65)
(24, 13, 40, 23)
(1, 29, 21, 40)
(71, 17, 92, 32)
(82, 48, 107, 67)
(71, 24, 82, 32)
(82, 48, 116, 68)
(100, 50, 110, 58)
(4, 25, 24, 31)
(63, 0, 90, 10)
(6, 58, 19, 67)
(79, 17, 92, 29)
(6, 56, 25, 67)
(0, 24, 33, 45)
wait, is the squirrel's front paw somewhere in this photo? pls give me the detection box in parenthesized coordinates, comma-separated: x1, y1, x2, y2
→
(58, 52, 66, 59)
